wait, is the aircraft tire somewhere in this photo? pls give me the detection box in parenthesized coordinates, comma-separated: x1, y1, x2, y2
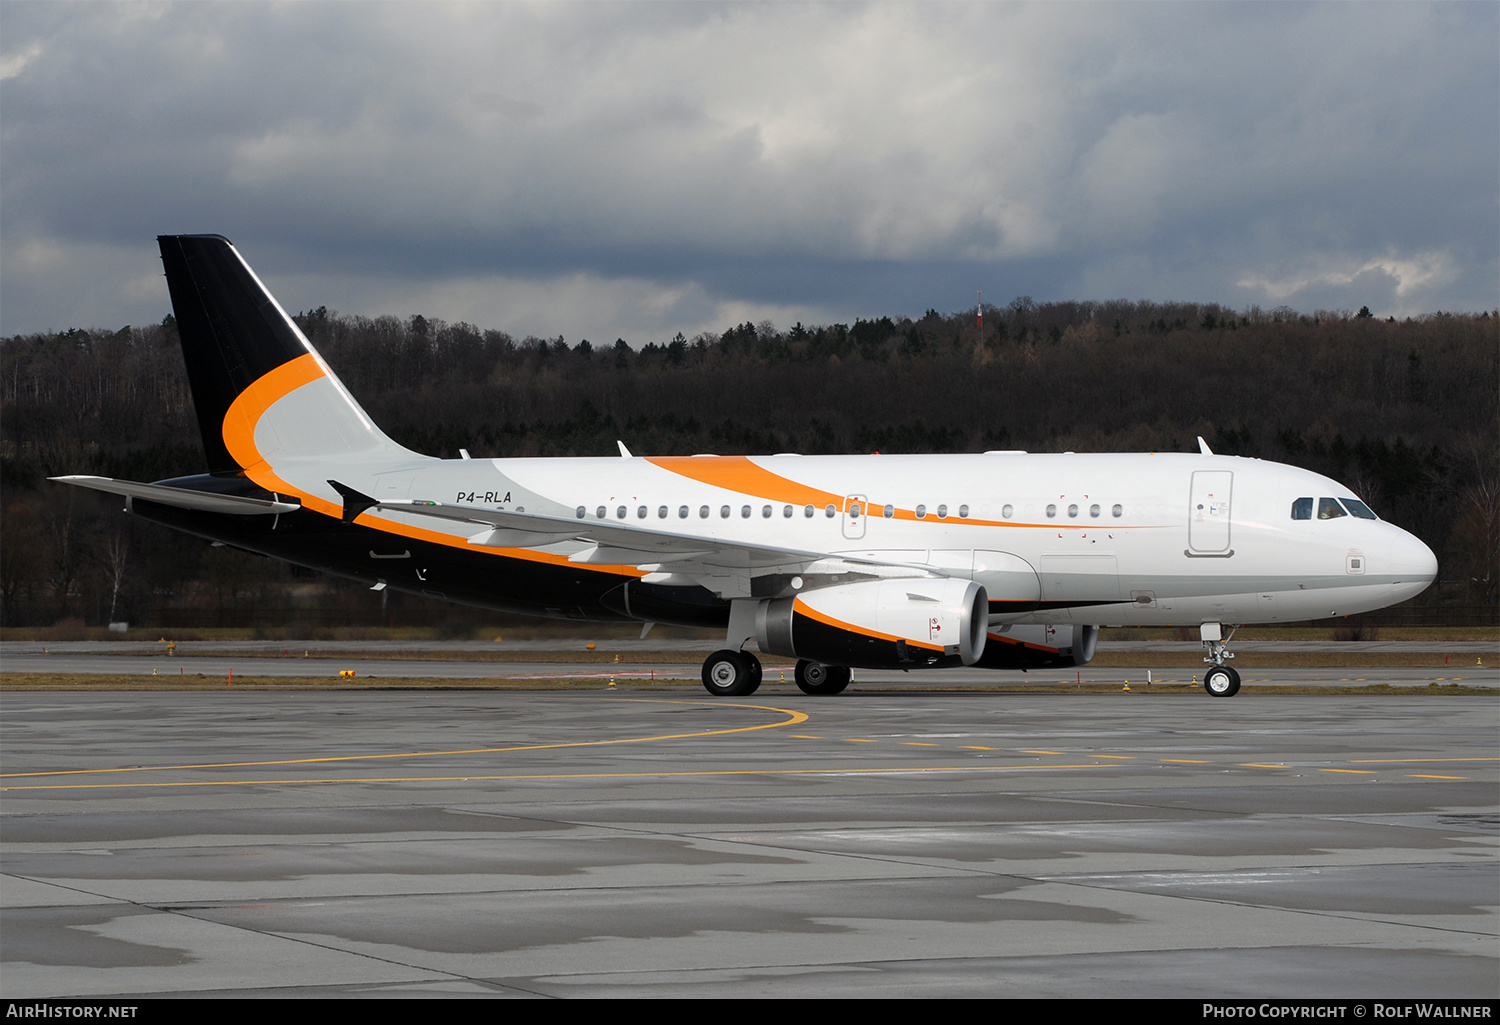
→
(1204, 665, 1240, 697)
(703, 649, 758, 696)
(742, 652, 763, 695)
(795, 660, 851, 696)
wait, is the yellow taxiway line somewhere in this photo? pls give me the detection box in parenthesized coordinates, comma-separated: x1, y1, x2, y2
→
(1, 763, 1120, 792)
(0, 698, 807, 781)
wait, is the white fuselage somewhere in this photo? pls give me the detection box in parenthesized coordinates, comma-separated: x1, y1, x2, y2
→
(325, 449, 1437, 627)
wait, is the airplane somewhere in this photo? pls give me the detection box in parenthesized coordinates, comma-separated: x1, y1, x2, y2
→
(53, 235, 1439, 698)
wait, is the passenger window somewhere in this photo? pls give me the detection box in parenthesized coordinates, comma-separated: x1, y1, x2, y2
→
(958, 505, 969, 518)
(883, 504, 894, 518)
(937, 504, 948, 518)
(1318, 497, 1347, 520)
(576, 506, 586, 519)
(616, 505, 627, 519)
(825, 504, 836, 517)
(740, 505, 751, 518)
(849, 503, 861, 518)
(1001, 504, 1012, 518)
(783, 505, 793, 518)
(762, 505, 772, 518)
(699, 505, 710, 518)
(1342, 498, 1378, 520)
(657, 506, 667, 518)
(1291, 497, 1313, 520)
(1046, 504, 1057, 518)
(720, 505, 731, 518)
(915, 504, 926, 519)
(679, 505, 689, 518)
(596, 506, 607, 519)
(1067, 504, 1078, 518)
(1090, 504, 1100, 518)
(1112, 504, 1122, 518)
(637, 506, 647, 518)
(804, 505, 814, 517)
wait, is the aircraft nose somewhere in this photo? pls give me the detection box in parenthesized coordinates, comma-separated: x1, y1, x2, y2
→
(1388, 528, 1438, 602)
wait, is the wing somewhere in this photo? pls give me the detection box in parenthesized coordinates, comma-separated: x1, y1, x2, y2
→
(365, 494, 941, 598)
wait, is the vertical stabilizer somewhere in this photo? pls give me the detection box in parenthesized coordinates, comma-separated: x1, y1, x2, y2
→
(158, 235, 413, 477)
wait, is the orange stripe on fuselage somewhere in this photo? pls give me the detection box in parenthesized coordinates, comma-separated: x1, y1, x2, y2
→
(219, 354, 639, 576)
(644, 454, 1134, 532)
(793, 597, 945, 652)
(646, 456, 847, 509)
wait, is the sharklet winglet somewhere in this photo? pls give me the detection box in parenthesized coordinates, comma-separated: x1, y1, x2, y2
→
(328, 480, 377, 524)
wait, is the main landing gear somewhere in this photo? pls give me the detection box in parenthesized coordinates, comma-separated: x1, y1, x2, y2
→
(1200, 622, 1241, 697)
(698, 650, 854, 697)
(794, 660, 850, 696)
(701, 649, 762, 696)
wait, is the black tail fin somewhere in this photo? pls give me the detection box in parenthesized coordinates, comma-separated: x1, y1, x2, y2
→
(158, 234, 409, 475)
(159, 234, 318, 473)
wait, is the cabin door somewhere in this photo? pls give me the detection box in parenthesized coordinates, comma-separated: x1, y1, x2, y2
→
(1188, 471, 1233, 553)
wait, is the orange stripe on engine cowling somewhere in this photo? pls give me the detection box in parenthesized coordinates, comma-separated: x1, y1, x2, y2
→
(985, 633, 1061, 654)
(793, 596, 945, 652)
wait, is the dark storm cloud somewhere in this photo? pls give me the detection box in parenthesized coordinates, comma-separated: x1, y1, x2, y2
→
(2, 2, 1495, 342)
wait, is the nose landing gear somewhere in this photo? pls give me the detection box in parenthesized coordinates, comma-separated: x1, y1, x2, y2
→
(1201, 622, 1241, 697)
(1204, 664, 1240, 697)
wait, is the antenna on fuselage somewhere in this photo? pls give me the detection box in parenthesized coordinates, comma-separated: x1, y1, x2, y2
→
(1198, 436, 1214, 456)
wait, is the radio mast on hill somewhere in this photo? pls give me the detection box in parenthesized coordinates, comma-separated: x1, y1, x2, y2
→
(977, 290, 983, 355)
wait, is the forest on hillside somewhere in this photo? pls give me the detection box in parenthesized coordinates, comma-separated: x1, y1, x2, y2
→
(2, 298, 1496, 629)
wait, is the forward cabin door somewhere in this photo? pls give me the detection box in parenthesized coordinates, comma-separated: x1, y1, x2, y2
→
(1188, 471, 1233, 554)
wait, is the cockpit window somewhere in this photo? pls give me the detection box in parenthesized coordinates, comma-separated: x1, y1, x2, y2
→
(1341, 498, 1378, 520)
(1317, 497, 1347, 520)
(1291, 497, 1313, 520)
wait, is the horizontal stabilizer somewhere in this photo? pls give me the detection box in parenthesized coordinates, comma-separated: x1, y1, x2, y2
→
(50, 476, 299, 515)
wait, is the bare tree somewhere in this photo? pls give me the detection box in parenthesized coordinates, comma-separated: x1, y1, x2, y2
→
(105, 533, 129, 624)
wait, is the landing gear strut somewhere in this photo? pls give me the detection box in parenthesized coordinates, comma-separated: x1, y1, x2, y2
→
(794, 660, 851, 696)
(1201, 622, 1241, 697)
(702, 649, 762, 696)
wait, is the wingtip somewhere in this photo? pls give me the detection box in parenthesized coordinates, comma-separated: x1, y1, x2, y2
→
(327, 479, 377, 524)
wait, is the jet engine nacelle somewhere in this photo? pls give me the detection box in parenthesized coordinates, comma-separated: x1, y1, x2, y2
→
(974, 623, 1098, 669)
(757, 578, 988, 670)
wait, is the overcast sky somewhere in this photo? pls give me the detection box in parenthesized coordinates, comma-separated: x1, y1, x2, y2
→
(2, 2, 1496, 343)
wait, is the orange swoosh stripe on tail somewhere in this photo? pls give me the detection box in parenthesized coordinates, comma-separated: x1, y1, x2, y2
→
(220, 354, 341, 517)
(219, 355, 639, 574)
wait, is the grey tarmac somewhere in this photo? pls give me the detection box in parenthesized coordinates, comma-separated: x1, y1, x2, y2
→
(1, 686, 1496, 998)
